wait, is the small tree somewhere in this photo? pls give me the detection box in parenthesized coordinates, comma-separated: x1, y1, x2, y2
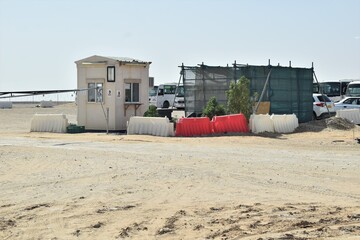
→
(226, 76, 252, 119)
(143, 105, 159, 117)
(202, 96, 226, 120)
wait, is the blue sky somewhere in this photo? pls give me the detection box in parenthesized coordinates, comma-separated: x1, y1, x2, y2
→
(0, 0, 359, 94)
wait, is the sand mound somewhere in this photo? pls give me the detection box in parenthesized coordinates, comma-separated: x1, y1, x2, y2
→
(295, 117, 357, 133)
(325, 117, 356, 130)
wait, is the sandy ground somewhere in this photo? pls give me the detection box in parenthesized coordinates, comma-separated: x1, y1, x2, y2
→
(0, 103, 359, 240)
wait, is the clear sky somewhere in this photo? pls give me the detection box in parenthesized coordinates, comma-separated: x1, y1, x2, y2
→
(0, 0, 359, 94)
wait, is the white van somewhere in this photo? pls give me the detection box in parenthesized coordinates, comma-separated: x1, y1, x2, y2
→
(156, 83, 177, 108)
(346, 81, 360, 97)
(149, 85, 158, 106)
(313, 80, 351, 102)
(174, 85, 185, 109)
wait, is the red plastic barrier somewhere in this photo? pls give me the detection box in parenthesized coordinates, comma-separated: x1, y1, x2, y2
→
(212, 114, 249, 134)
(175, 117, 212, 137)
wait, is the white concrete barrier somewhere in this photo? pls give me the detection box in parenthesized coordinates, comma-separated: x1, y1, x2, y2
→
(250, 114, 274, 133)
(30, 114, 69, 133)
(250, 114, 299, 133)
(127, 117, 174, 137)
(0, 102, 12, 109)
(271, 114, 299, 133)
(336, 109, 360, 124)
(40, 101, 54, 108)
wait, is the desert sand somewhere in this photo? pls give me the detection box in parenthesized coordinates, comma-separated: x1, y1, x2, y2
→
(0, 103, 359, 240)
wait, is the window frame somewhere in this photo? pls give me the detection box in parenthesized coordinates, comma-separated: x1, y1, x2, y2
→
(87, 82, 104, 103)
(125, 82, 140, 103)
(107, 66, 115, 82)
(344, 98, 354, 104)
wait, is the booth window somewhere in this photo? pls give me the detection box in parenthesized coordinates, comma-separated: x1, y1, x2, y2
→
(88, 83, 103, 102)
(107, 66, 115, 82)
(125, 83, 139, 102)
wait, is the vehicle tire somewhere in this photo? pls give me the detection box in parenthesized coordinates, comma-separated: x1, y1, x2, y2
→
(312, 112, 317, 121)
(162, 101, 170, 108)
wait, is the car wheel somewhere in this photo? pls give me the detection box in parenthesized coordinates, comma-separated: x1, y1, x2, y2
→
(162, 101, 170, 108)
(312, 112, 317, 121)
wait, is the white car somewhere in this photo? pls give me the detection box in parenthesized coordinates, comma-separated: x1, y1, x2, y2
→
(334, 97, 360, 111)
(313, 94, 336, 120)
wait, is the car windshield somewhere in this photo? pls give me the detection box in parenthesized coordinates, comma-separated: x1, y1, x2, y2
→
(347, 84, 360, 96)
(163, 85, 176, 94)
(176, 86, 184, 97)
(319, 82, 340, 97)
(317, 95, 332, 102)
(149, 86, 158, 96)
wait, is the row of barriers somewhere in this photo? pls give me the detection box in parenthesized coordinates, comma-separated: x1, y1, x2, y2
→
(28, 113, 300, 135)
(127, 113, 299, 137)
(249, 114, 299, 133)
(175, 113, 299, 137)
(175, 114, 249, 137)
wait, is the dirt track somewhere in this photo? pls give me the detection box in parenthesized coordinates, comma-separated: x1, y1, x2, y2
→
(0, 103, 359, 239)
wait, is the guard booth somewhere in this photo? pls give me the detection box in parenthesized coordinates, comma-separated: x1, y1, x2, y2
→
(75, 55, 151, 131)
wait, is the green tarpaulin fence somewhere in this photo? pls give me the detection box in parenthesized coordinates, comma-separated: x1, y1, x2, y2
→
(181, 63, 313, 123)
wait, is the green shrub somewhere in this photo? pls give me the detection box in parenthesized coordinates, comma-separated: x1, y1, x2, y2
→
(226, 76, 252, 119)
(143, 105, 159, 117)
(202, 96, 226, 120)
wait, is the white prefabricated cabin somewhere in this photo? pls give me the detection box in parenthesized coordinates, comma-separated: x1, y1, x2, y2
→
(75, 55, 151, 131)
